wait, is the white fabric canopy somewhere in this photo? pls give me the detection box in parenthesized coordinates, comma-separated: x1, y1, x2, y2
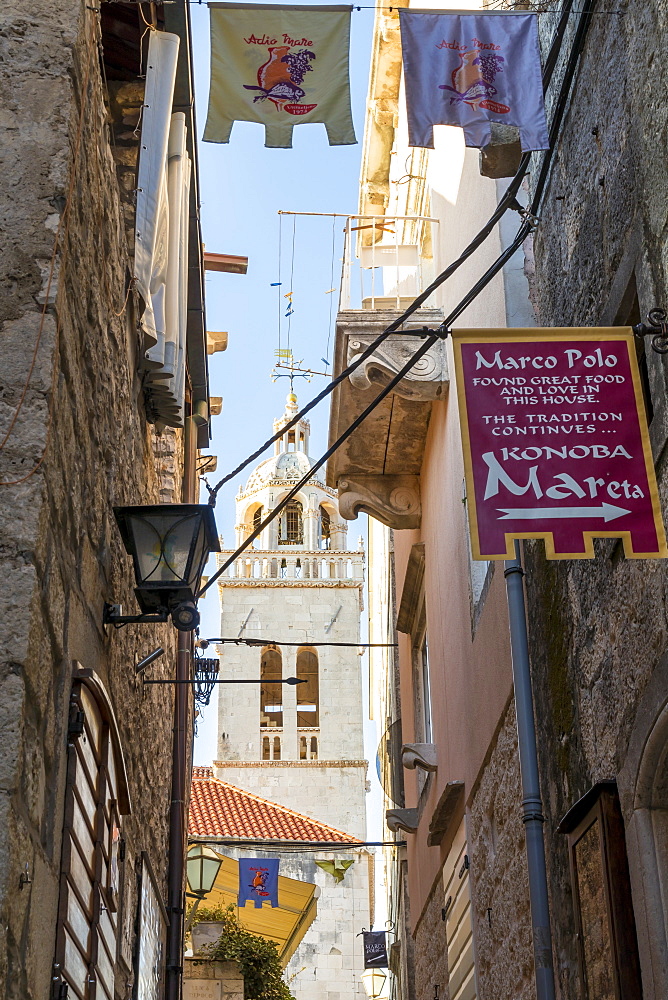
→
(135, 30, 191, 426)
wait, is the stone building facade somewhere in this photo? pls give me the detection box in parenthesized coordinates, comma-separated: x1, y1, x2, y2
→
(189, 768, 372, 1000)
(330, 3, 668, 1000)
(213, 394, 368, 839)
(0, 3, 212, 998)
(199, 395, 371, 1000)
(523, 5, 668, 1000)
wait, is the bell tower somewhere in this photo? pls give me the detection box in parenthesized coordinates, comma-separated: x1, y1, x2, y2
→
(213, 393, 367, 839)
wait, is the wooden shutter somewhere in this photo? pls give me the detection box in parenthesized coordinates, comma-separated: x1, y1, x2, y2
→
(442, 819, 477, 1000)
(54, 679, 124, 999)
(560, 783, 642, 1000)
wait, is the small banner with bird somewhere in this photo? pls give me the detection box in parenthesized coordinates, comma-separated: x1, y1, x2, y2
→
(398, 10, 549, 153)
(204, 3, 356, 149)
(238, 858, 280, 907)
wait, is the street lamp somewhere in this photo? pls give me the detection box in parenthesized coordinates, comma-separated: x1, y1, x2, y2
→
(362, 969, 388, 1000)
(103, 504, 220, 631)
(186, 843, 223, 899)
(185, 843, 223, 933)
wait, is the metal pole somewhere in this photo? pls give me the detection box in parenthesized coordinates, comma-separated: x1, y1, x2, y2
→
(165, 409, 198, 1000)
(504, 541, 556, 1000)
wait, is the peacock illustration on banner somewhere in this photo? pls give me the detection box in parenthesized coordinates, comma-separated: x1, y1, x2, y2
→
(243, 43, 318, 115)
(439, 47, 509, 115)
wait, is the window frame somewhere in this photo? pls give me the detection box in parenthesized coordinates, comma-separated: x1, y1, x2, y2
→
(54, 667, 132, 1000)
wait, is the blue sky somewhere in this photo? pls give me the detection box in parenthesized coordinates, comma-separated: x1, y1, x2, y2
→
(189, 3, 375, 767)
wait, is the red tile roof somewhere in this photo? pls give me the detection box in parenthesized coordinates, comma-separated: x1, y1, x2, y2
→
(189, 767, 362, 844)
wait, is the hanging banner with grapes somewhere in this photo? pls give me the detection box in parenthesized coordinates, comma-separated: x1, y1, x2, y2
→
(398, 10, 549, 152)
(204, 3, 356, 149)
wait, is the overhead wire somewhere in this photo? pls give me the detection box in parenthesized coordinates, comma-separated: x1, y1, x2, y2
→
(205, 638, 399, 647)
(98, 1, 622, 12)
(203, 0, 576, 507)
(200, 0, 596, 596)
(198, 331, 439, 596)
(325, 215, 337, 363)
(193, 839, 407, 851)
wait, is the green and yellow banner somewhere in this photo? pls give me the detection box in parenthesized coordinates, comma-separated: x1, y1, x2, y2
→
(204, 3, 356, 149)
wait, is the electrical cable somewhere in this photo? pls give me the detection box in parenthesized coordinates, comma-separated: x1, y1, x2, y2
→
(203, 0, 575, 507)
(198, 331, 439, 596)
(98, 1, 623, 12)
(192, 839, 407, 850)
(200, 0, 596, 597)
(205, 638, 398, 647)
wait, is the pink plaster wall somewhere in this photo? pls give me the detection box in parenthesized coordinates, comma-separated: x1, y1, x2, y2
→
(394, 383, 514, 929)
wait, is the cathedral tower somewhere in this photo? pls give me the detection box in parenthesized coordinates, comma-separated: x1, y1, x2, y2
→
(214, 393, 367, 839)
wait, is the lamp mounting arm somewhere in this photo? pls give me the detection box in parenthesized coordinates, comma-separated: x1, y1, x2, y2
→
(103, 602, 169, 627)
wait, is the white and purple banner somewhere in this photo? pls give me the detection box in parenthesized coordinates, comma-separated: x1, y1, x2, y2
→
(399, 10, 549, 152)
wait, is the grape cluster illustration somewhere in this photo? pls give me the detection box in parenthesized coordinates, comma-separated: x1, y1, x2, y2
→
(475, 53, 505, 84)
(282, 49, 316, 85)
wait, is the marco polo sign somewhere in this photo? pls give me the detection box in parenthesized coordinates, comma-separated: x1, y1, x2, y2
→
(453, 328, 667, 560)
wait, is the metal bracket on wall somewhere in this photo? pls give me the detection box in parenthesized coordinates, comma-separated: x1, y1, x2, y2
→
(400, 326, 451, 340)
(633, 308, 668, 354)
(102, 602, 169, 627)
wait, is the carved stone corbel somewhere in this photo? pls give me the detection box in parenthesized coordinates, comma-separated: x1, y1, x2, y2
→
(402, 743, 438, 772)
(337, 474, 420, 529)
(386, 808, 419, 834)
(347, 337, 449, 401)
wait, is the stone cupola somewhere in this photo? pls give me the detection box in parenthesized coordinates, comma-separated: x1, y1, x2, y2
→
(234, 392, 348, 551)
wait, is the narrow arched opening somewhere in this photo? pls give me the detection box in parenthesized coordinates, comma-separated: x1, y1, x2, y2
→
(279, 499, 303, 545)
(260, 647, 283, 728)
(296, 647, 319, 727)
(319, 505, 331, 550)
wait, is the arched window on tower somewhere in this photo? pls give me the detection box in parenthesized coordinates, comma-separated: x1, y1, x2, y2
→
(319, 505, 331, 550)
(253, 506, 263, 533)
(279, 500, 303, 545)
(296, 648, 319, 727)
(260, 647, 283, 728)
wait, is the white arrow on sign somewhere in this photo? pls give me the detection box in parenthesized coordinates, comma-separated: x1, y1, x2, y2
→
(497, 502, 631, 522)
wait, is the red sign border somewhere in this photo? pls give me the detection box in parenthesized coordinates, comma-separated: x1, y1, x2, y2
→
(452, 327, 668, 561)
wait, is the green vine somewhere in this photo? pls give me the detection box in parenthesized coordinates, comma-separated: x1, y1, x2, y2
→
(201, 905, 296, 1000)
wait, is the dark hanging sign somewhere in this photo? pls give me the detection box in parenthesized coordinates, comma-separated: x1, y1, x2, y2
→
(363, 931, 388, 969)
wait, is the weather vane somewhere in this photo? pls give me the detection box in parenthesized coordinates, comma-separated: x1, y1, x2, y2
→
(271, 349, 330, 387)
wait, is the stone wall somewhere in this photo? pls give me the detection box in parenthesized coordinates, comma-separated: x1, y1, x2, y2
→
(467, 702, 534, 1000)
(412, 872, 448, 1000)
(183, 959, 244, 1000)
(523, 4, 668, 999)
(0, 4, 182, 996)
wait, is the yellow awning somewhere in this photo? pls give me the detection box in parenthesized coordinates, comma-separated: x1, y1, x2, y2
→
(205, 853, 318, 966)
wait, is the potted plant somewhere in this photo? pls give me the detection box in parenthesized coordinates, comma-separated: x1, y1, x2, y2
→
(189, 902, 232, 954)
(197, 904, 296, 1000)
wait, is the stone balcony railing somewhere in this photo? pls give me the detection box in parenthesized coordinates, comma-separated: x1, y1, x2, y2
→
(217, 549, 364, 583)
